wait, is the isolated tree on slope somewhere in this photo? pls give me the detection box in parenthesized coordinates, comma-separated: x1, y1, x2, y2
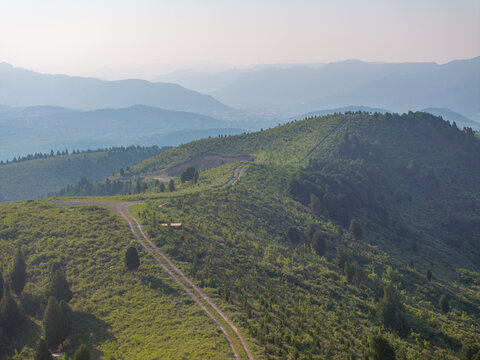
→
(43, 297, 69, 349)
(286, 226, 301, 244)
(312, 231, 327, 256)
(34, 338, 53, 360)
(10, 250, 26, 295)
(73, 344, 91, 360)
(45, 270, 73, 302)
(369, 335, 395, 360)
(439, 295, 450, 313)
(0, 282, 19, 334)
(125, 246, 140, 271)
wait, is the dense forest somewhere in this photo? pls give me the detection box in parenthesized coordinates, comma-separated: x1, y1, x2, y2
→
(0, 112, 479, 359)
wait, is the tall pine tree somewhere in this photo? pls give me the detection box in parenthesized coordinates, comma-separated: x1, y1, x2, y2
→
(73, 344, 91, 360)
(34, 338, 53, 360)
(0, 282, 19, 334)
(45, 270, 72, 302)
(43, 297, 68, 349)
(10, 250, 26, 295)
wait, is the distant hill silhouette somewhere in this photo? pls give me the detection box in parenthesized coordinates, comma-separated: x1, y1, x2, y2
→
(211, 58, 480, 121)
(0, 104, 245, 161)
(0, 62, 235, 118)
(421, 107, 479, 130)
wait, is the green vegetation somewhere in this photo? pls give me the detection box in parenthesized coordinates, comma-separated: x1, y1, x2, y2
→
(125, 246, 140, 271)
(1, 112, 479, 359)
(0, 200, 234, 359)
(73, 344, 91, 360)
(43, 296, 69, 349)
(33, 339, 52, 360)
(9, 250, 26, 295)
(368, 335, 395, 360)
(0, 146, 167, 202)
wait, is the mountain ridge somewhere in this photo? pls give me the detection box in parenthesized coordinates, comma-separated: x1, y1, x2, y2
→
(0, 62, 236, 118)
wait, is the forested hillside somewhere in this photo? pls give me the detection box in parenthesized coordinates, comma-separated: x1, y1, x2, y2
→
(0, 146, 167, 202)
(1, 112, 479, 359)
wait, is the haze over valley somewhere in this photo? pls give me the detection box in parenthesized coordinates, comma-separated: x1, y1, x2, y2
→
(0, 0, 479, 359)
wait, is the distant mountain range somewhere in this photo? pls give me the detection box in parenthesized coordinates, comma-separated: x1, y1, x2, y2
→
(209, 58, 480, 121)
(0, 104, 247, 161)
(0, 62, 237, 118)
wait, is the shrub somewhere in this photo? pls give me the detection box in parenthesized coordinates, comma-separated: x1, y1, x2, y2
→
(369, 335, 395, 360)
(125, 246, 140, 271)
(286, 226, 302, 244)
(305, 223, 318, 240)
(459, 341, 480, 360)
(349, 219, 362, 240)
(439, 295, 450, 313)
(312, 231, 327, 256)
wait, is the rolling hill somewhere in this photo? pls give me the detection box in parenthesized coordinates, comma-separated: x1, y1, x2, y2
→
(0, 104, 246, 161)
(0, 63, 235, 118)
(0, 146, 167, 202)
(1, 112, 479, 359)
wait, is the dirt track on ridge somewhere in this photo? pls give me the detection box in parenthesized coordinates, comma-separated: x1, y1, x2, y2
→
(54, 196, 254, 360)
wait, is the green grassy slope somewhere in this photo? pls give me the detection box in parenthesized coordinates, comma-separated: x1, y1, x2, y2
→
(1, 112, 479, 359)
(0, 146, 166, 202)
(0, 200, 233, 359)
(131, 114, 344, 174)
(124, 112, 479, 359)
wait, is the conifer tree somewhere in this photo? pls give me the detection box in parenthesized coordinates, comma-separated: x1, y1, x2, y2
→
(34, 338, 53, 360)
(286, 226, 301, 244)
(73, 344, 91, 360)
(125, 246, 140, 271)
(168, 179, 175, 192)
(59, 300, 72, 333)
(43, 297, 68, 349)
(312, 231, 326, 256)
(45, 270, 73, 302)
(427, 269, 432, 282)
(377, 285, 409, 337)
(10, 250, 26, 295)
(0, 282, 19, 334)
(439, 295, 450, 313)
(349, 219, 362, 240)
(369, 335, 395, 360)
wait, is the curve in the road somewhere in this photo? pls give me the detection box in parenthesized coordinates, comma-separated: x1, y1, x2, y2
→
(54, 198, 254, 360)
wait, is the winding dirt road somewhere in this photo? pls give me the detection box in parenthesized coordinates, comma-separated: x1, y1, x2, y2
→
(224, 165, 245, 187)
(55, 198, 254, 360)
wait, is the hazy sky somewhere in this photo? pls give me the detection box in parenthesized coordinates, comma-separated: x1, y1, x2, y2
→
(1, 0, 479, 77)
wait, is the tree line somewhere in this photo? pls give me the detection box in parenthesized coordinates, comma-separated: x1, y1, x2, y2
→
(0, 145, 165, 166)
